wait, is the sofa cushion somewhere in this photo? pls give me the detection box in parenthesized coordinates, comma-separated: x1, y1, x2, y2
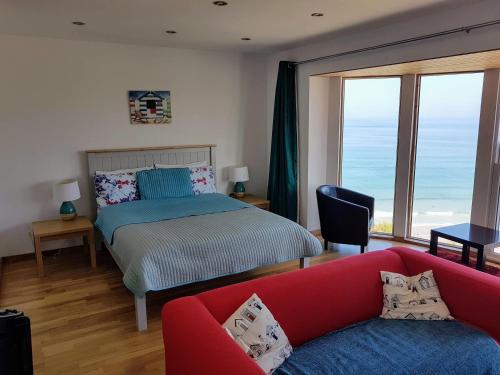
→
(380, 270, 453, 320)
(223, 293, 292, 374)
(275, 318, 500, 375)
(390, 247, 500, 341)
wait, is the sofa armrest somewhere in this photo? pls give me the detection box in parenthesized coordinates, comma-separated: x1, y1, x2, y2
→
(389, 247, 500, 342)
(162, 296, 264, 375)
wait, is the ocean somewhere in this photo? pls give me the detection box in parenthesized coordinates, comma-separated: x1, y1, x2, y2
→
(341, 118, 479, 238)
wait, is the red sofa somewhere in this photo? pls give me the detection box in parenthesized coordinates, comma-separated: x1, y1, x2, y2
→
(162, 247, 500, 374)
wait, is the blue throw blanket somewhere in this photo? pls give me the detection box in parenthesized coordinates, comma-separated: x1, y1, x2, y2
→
(95, 193, 251, 244)
(276, 318, 500, 375)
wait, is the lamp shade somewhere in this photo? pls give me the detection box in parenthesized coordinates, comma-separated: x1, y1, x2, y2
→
(53, 179, 81, 202)
(229, 166, 249, 182)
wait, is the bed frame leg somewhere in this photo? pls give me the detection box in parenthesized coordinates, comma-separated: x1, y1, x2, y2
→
(299, 257, 310, 269)
(135, 295, 148, 332)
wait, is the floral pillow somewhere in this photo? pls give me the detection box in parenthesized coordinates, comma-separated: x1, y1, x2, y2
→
(190, 166, 216, 195)
(94, 172, 140, 209)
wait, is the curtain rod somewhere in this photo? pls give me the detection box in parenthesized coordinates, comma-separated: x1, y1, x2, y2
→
(294, 19, 500, 65)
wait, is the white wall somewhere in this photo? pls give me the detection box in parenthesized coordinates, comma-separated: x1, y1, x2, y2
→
(0, 35, 268, 256)
(266, 0, 500, 230)
(306, 77, 330, 228)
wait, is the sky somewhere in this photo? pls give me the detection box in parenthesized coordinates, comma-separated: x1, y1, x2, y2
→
(343, 73, 484, 122)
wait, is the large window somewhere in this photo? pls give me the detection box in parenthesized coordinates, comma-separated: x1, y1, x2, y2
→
(341, 78, 401, 234)
(410, 73, 484, 240)
(324, 54, 500, 256)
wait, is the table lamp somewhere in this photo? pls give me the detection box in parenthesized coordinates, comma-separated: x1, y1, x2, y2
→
(53, 179, 81, 220)
(229, 166, 249, 198)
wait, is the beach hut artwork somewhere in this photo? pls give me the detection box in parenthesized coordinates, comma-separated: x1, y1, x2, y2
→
(128, 90, 172, 124)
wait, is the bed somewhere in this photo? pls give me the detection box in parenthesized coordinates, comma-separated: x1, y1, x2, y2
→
(87, 145, 323, 331)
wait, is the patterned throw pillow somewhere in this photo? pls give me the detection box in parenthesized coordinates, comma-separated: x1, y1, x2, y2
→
(94, 172, 139, 209)
(223, 294, 292, 374)
(380, 270, 453, 320)
(190, 166, 216, 195)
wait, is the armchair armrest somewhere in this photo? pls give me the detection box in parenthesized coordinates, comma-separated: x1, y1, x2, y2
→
(162, 296, 264, 375)
(336, 187, 374, 220)
(389, 247, 500, 342)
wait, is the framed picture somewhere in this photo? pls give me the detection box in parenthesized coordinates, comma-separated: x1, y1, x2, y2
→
(128, 90, 172, 124)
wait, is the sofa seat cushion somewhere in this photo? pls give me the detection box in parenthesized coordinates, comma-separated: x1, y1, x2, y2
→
(275, 318, 500, 375)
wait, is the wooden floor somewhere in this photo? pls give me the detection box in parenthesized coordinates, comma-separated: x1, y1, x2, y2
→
(0, 238, 424, 375)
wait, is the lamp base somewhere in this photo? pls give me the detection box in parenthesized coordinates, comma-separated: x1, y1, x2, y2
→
(233, 182, 246, 198)
(60, 201, 77, 221)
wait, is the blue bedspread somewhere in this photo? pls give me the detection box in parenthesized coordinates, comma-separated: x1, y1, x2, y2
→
(94, 194, 322, 296)
(276, 318, 500, 375)
(95, 193, 251, 244)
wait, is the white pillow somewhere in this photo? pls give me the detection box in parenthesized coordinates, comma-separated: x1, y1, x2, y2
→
(155, 161, 208, 169)
(380, 270, 453, 320)
(95, 166, 153, 175)
(223, 294, 292, 374)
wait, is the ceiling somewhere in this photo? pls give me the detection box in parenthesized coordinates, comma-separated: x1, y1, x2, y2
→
(320, 50, 500, 77)
(0, 0, 453, 52)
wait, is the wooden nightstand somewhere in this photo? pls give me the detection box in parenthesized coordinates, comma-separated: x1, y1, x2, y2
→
(231, 194, 270, 211)
(32, 216, 96, 277)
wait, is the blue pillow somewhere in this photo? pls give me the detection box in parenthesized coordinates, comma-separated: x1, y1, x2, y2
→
(137, 168, 193, 200)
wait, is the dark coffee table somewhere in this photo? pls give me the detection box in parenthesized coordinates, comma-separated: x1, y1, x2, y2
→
(430, 223, 500, 271)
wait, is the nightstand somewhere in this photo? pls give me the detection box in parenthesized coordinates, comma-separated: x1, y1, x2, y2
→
(32, 216, 96, 277)
(231, 194, 270, 211)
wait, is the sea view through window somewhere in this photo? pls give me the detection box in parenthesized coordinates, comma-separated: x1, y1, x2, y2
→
(341, 73, 483, 239)
(342, 77, 400, 234)
(411, 73, 483, 239)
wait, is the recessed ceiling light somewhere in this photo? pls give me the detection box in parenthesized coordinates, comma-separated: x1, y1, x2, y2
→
(213, 1, 228, 6)
(165, 30, 177, 34)
(72, 21, 86, 25)
(311, 13, 324, 17)
(241, 37, 251, 41)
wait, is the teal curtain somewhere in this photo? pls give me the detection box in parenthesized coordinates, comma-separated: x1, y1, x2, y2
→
(267, 61, 298, 221)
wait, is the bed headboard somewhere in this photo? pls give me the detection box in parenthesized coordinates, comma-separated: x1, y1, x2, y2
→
(86, 144, 216, 215)
(86, 144, 216, 176)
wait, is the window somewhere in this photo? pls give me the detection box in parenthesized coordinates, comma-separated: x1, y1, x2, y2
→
(410, 73, 484, 240)
(341, 78, 401, 234)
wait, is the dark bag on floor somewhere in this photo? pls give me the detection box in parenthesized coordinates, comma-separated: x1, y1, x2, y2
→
(0, 309, 33, 375)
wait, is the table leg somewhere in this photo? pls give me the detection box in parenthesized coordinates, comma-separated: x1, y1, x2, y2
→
(88, 229, 96, 268)
(476, 245, 486, 271)
(82, 235, 89, 254)
(461, 244, 470, 265)
(34, 236, 44, 277)
(429, 231, 438, 256)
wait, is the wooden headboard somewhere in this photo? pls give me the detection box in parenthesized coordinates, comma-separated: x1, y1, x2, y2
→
(86, 144, 216, 176)
(86, 144, 216, 215)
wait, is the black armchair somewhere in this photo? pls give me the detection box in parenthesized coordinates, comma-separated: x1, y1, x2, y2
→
(316, 185, 374, 253)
